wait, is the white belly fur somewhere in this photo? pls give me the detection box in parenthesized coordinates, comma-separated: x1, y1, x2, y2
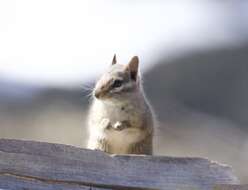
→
(88, 99, 146, 153)
(107, 127, 145, 153)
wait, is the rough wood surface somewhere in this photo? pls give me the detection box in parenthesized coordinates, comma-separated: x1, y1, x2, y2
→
(214, 185, 248, 190)
(0, 139, 239, 190)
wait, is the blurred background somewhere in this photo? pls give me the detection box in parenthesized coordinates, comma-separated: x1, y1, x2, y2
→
(0, 0, 248, 182)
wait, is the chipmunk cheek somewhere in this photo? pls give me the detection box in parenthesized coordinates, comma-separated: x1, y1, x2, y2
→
(112, 86, 123, 94)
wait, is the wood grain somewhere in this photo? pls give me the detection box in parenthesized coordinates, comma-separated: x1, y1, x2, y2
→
(214, 184, 248, 190)
(0, 139, 239, 190)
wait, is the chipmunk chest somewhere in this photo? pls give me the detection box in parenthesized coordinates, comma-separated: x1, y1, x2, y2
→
(104, 105, 141, 125)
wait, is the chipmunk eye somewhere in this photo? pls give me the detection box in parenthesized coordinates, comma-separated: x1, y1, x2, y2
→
(112, 79, 123, 88)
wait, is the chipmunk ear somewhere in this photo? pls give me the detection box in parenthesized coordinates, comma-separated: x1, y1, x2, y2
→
(126, 56, 139, 81)
(111, 54, 117, 65)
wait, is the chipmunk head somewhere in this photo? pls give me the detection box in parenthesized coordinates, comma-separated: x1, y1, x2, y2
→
(94, 55, 140, 100)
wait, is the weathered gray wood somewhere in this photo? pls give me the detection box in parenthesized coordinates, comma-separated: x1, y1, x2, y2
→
(214, 184, 248, 190)
(0, 139, 239, 190)
(0, 174, 108, 190)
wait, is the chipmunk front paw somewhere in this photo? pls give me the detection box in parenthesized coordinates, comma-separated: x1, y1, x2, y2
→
(113, 120, 131, 131)
(100, 118, 112, 130)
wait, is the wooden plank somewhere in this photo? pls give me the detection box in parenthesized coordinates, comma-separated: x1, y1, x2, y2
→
(0, 174, 109, 190)
(214, 184, 248, 190)
(0, 139, 239, 190)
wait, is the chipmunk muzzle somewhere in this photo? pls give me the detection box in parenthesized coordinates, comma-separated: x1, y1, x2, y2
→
(94, 89, 101, 99)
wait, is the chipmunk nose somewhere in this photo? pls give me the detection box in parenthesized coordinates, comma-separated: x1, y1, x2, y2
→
(94, 89, 101, 99)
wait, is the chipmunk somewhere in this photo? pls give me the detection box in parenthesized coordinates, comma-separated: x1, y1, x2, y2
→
(87, 55, 155, 155)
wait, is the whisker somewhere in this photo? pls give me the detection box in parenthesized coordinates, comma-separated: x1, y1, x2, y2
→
(81, 85, 93, 91)
(80, 82, 95, 100)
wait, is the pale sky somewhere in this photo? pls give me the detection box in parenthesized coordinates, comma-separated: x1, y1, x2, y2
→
(0, 0, 247, 87)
